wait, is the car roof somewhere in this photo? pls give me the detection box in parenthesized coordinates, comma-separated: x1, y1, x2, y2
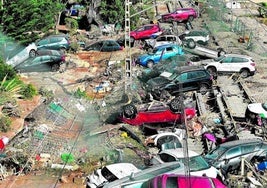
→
(155, 43, 179, 49)
(174, 65, 207, 73)
(218, 138, 264, 148)
(159, 148, 199, 158)
(223, 53, 252, 58)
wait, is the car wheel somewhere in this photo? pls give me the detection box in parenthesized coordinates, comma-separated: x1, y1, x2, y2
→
(170, 97, 183, 113)
(29, 49, 36, 57)
(188, 16, 194, 22)
(240, 69, 249, 78)
(207, 66, 217, 78)
(123, 104, 137, 119)
(130, 37, 135, 43)
(51, 64, 60, 72)
(186, 39, 196, 49)
(199, 83, 209, 95)
(147, 60, 154, 68)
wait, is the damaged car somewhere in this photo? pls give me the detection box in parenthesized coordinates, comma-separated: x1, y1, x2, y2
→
(119, 97, 196, 126)
(150, 148, 220, 178)
(204, 139, 267, 177)
(245, 101, 267, 125)
(14, 55, 65, 73)
(86, 163, 140, 188)
(130, 174, 227, 188)
(144, 66, 213, 100)
(135, 44, 184, 68)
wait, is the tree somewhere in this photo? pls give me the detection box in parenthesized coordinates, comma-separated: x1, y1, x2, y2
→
(99, 0, 140, 28)
(0, 0, 64, 44)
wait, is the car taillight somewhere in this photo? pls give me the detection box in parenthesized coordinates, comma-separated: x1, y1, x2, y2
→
(250, 63, 256, 66)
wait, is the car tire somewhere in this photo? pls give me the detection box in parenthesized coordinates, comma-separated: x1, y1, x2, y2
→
(147, 60, 154, 68)
(186, 39, 196, 49)
(207, 66, 217, 79)
(51, 64, 60, 72)
(240, 69, 249, 78)
(123, 104, 137, 119)
(130, 37, 135, 43)
(170, 97, 183, 113)
(188, 16, 194, 22)
(29, 49, 36, 57)
(199, 83, 209, 95)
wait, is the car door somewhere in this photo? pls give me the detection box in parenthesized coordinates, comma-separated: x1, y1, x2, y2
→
(219, 146, 242, 172)
(217, 56, 233, 73)
(30, 56, 52, 72)
(230, 57, 248, 72)
(143, 25, 153, 38)
(162, 46, 176, 60)
(165, 72, 188, 95)
(37, 38, 49, 50)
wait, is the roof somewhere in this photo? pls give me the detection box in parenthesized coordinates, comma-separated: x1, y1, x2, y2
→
(219, 138, 264, 148)
(224, 53, 252, 58)
(174, 65, 206, 73)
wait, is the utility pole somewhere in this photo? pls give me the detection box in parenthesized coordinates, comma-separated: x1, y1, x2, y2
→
(124, 0, 132, 92)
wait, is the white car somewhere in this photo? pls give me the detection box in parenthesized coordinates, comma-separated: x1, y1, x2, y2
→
(246, 101, 267, 124)
(144, 35, 182, 49)
(86, 163, 140, 188)
(179, 30, 210, 48)
(103, 161, 185, 188)
(150, 148, 219, 178)
(192, 54, 256, 78)
(5, 43, 37, 67)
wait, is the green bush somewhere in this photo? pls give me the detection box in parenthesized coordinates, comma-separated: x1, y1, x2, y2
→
(0, 115, 12, 132)
(74, 87, 90, 99)
(0, 62, 17, 80)
(20, 83, 38, 99)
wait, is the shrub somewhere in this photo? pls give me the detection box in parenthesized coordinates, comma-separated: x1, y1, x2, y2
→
(0, 115, 12, 132)
(20, 83, 38, 99)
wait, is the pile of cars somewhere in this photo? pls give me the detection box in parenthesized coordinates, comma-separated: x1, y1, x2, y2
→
(91, 4, 264, 188)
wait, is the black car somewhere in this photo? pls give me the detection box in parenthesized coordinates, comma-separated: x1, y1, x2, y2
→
(14, 55, 64, 73)
(145, 66, 213, 100)
(84, 40, 123, 52)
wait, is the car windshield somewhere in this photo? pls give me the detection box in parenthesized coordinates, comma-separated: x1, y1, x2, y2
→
(262, 102, 267, 111)
(205, 146, 227, 160)
(101, 166, 118, 182)
(214, 55, 225, 62)
(177, 155, 210, 171)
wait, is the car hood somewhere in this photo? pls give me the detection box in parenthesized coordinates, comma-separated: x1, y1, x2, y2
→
(247, 103, 267, 115)
(147, 76, 171, 89)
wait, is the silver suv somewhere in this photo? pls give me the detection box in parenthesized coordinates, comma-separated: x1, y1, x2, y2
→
(204, 139, 267, 177)
(193, 54, 256, 78)
(36, 35, 70, 52)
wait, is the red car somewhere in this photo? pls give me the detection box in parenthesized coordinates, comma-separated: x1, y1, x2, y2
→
(130, 24, 161, 42)
(147, 174, 227, 188)
(161, 7, 198, 23)
(119, 98, 196, 126)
